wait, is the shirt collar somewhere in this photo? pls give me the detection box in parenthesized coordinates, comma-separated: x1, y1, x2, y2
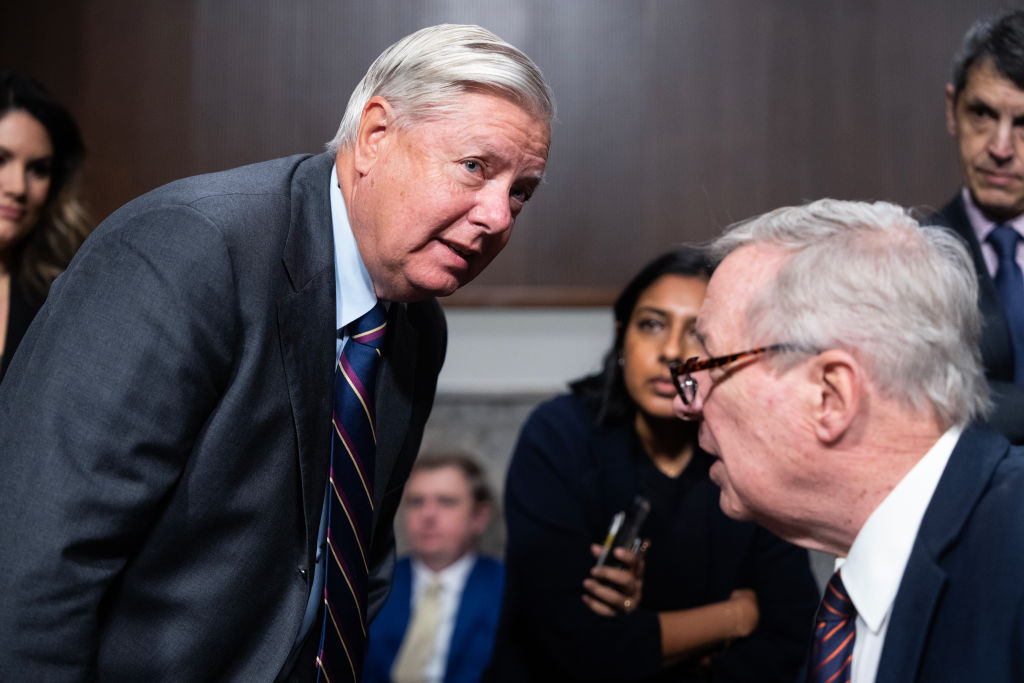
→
(330, 163, 377, 331)
(411, 552, 477, 594)
(961, 186, 1024, 242)
(836, 426, 962, 634)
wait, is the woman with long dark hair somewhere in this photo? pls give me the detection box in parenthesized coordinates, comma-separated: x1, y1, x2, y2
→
(488, 248, 818, 681)
(0, 70, 91, 380)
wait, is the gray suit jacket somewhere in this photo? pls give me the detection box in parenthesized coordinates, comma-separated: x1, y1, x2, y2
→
(0, 152, 446, 681)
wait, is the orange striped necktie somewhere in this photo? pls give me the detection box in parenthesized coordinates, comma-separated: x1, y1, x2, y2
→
(316, 302, 387, 682)
(807, 570, 856, 683)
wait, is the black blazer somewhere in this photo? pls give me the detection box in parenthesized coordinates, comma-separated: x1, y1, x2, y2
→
(931, 195, 1024, 443)
(0, 272, 41, 381)
(0, 152, 446, 681)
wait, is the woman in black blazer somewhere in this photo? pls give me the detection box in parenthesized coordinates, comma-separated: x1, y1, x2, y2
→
(489, 249, 818, 682)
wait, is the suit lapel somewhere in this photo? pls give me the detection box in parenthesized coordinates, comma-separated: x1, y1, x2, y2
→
(277, 152, 337, 554)
(373, 302, 417, 522)
(939, 195, 1016, 379)
(875, 425, 1008, 682)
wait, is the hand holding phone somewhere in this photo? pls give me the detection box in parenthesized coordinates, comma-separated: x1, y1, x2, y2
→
(594, 495, 650, 569)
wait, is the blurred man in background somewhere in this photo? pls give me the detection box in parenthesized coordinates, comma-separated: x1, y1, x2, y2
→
(363, 453, 503, 683)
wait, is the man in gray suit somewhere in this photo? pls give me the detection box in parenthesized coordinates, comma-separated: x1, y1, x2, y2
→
(0, 24, 553, 682)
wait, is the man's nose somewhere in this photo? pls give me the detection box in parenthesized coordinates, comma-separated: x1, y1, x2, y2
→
(469, 182, 513, 234)
(674, 387, 704, 422)
(989, 120, 1016, 161)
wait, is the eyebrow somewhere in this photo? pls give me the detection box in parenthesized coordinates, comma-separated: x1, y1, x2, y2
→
(474, 140, 548, 182)
(0, 144, 54, 163)
(634, 305, 669, 317)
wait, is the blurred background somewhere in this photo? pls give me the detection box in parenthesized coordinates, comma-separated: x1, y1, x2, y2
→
(3, 0, 1009, 553)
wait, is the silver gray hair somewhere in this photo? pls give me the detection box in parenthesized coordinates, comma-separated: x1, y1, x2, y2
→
(328, 24, 555, 152)
(710, 199, 989, 429)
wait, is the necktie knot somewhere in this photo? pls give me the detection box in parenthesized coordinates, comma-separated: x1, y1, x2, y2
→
(423, 578, 442, 599)
(345, 302, 387, 350)
(988, 224, 1022, 263)
(819, 571, 856, 624)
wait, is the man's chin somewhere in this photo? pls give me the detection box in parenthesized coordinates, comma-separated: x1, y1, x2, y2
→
(385, 274, 464, 302)
(717, 489, 753, 521)
(970, 187, 1024, 222)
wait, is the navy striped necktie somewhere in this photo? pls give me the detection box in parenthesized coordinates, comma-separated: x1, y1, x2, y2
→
(988, 224, 1024, 382)
(807, 570, 856, 683)
(316, 302, 387, 682)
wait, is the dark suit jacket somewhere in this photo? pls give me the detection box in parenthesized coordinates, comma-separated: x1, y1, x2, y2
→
(363, 556, 504, 683)
(873, 425, 1024, 681)
(0, 272, 41, 381)
(931, 195, 1024, 443)
(0, 152, 446, 681)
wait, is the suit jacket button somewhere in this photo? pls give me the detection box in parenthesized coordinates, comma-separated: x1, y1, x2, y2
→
(298, 567, 307, 580)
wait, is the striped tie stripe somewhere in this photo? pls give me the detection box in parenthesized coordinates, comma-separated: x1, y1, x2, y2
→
(329, 475, 369, 571)
(331, 420, 374, 505)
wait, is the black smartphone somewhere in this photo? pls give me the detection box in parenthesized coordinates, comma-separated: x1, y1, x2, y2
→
(594, 495, 651, 569)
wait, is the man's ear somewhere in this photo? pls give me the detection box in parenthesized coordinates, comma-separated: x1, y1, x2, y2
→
(809, 349, 860, 445)
(470, 501, 492, 536)
(352, 96, 393, 175)
(945, 83, 957, 137)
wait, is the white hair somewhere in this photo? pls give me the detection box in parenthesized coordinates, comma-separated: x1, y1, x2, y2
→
(327, 24, 555, 152)
(710, 199, 989, 429)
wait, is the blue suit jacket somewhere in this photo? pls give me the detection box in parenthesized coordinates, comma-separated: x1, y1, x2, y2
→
(363, 555, 504, 683)
(869, 425, 1024, 681)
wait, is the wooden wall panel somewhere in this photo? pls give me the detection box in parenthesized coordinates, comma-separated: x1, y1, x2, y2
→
(0, 0, 1009, 304)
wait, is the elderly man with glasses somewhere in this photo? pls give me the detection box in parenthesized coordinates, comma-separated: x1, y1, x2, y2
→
(674, 199, 1024, 683)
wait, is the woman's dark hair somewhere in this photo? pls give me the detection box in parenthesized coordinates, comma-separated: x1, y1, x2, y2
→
(569, 247, 713, 425)
(1, 70, 91, 300)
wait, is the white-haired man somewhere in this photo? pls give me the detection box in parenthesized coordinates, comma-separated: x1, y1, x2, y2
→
(0, 24, 553, 682)
(675, 199, 1024, 682)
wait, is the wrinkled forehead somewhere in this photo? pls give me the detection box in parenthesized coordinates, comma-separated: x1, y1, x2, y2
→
(697, 244, 788, 351)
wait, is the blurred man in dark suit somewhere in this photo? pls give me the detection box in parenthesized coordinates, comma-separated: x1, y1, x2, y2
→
(363, 453, 503, 683)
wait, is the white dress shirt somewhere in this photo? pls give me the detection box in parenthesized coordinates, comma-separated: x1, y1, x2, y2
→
(408, 553, 477, 683)
(835, 426, 962, 683)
